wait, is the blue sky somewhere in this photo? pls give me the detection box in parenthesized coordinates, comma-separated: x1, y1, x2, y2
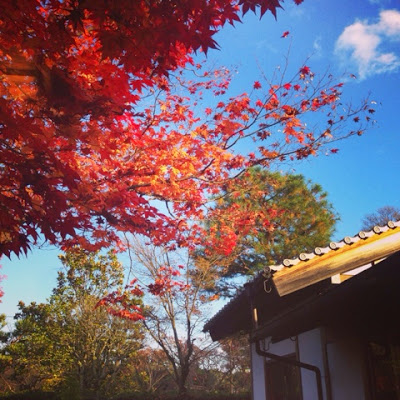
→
(1, 0, 400, 322)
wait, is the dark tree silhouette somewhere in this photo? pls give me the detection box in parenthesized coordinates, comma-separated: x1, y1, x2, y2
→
(361, 206, 400, 231)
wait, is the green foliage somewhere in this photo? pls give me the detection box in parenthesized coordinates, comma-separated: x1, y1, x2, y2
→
(55, 249, 125, 299)
(3, 301, 68, 391)
(1, 249, 144, 399)
(238, 169, 336, 265)
(200, 168, 337, 295)
(0, 313, 8, 343)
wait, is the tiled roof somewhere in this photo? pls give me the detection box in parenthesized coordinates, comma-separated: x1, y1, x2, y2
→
(273, 220, 400, 296)
(270, 220, 400, 273)
(204, 220, 400, 336)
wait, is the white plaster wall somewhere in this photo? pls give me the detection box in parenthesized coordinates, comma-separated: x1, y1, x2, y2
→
(251, 328, 367, 400)
(297, 328, 327, 400)
(327, 338, 367, 400)
(251, 342, 266, 400)
(267, 337, 297, 356)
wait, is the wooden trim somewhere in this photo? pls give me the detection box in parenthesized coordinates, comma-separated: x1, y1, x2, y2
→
(273, 227, 400, 296)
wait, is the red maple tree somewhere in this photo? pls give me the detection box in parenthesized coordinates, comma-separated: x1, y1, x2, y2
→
(0, 270, 3, 301)
(0, 0, 373, 262)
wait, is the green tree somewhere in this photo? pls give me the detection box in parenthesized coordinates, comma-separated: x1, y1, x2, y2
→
(2, 249, 144, 399)
(0, 313, 16, 395)
(199, 168, 337, 294)
(2, 301, 68, 392)
(361, 205, 400, 231)
(53, 249, 144, 399)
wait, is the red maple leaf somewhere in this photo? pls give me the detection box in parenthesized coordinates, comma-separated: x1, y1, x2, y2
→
(299, 66, 311, 76)
(0, 3, 375, 331)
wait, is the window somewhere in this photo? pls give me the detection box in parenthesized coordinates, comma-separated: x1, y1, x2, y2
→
(368, 341, 400, 400)
(265, 354, 303, 400)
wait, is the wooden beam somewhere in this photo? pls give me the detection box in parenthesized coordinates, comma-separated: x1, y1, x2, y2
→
(331, 273, 353, 284)
(273, 227, 400, 297)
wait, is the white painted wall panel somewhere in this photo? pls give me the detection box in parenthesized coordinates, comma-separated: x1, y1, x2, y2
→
(297, 328, 326, 400)
(251, 342, 266, 400)
(327, 339, 366, 400)
(251, 328, 367, 400)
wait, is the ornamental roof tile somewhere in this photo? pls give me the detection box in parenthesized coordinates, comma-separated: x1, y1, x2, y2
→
(270, 220, 400, 272)
(204, 220, 400, 338)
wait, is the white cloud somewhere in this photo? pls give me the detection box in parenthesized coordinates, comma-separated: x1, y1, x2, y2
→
(312, 36, 323, 58)
(335, 9, 400, 80)
(378, 9, 400, 36)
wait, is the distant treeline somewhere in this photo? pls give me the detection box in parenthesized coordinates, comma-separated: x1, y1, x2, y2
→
(0, 391, 251, 400)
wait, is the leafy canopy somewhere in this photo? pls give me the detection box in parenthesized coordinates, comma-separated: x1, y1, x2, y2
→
(197, 168, 337, 295)
(0, 0, 301, 257)
(0, 0, 373, 261)
(2, 249, 144, 397)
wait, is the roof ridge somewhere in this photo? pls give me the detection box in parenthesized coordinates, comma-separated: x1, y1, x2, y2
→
(270, 220, 400, 272)
(203, 220, 400, 332)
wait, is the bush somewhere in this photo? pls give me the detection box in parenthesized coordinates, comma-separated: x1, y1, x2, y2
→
(0, 392, 57, 400)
